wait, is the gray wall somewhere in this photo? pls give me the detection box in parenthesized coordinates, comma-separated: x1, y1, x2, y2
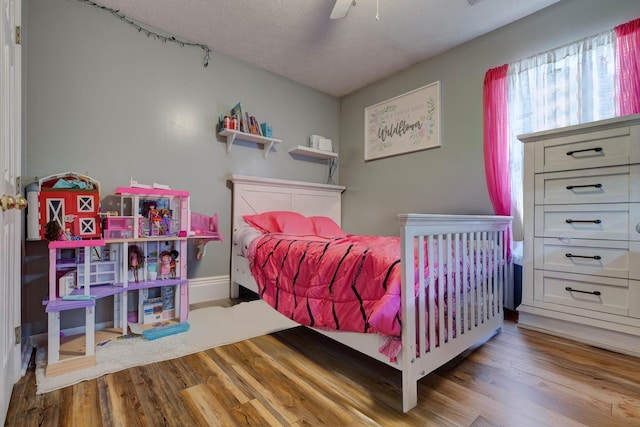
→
(339, 0, 640, 236)
(22, 0, 339, 331)
(24, 0, 339, 276)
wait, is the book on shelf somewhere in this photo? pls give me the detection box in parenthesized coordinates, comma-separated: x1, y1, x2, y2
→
(246, 114, 261, 136)
(252, 117, 264, 136)
(260, 123, 272, 137)
(230, 102, 246, 132)
(226, 103, 271, 137)
(245, 112, 262, 136)
(245, 112, 252, 134)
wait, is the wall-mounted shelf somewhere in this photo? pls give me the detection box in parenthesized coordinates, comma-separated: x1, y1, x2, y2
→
(288, 145, 338, 160)
(219, 129, 282, 159)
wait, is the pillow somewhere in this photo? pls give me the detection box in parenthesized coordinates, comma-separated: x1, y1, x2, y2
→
(242, 211, 315, 235)
(242, 212, 278, 233)
(309, 216, 346, 238)
(275, 212, 315, 235)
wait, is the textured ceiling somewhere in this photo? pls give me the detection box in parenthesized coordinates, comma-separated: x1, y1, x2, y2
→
(90, 0, 562, 97)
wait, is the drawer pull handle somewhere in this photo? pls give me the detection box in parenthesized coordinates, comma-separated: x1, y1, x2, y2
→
(565, 286, 601, 296)
(566, 147, 603, 156)
(565, 253, 602, 260)
(565, 219, 602, 224)
(566, 183, 603, 190)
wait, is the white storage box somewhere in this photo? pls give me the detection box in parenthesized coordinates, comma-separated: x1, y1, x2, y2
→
(58, 271, 76, 297)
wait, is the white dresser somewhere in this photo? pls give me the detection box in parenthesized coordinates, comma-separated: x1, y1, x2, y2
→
(519, 114, 640, 357)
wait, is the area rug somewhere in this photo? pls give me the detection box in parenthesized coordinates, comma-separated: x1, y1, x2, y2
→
(34, 300, 298, 394)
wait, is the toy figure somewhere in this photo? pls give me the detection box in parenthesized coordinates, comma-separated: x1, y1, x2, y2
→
(159, 208, 172, 235)
(169, 249, 179, 279)
(160, 250, 171, 280)
(128, 245, 145, 283)
(148, 204, 161, 223)
(44, 220, 65, 241)
(148, 204, 162, 232)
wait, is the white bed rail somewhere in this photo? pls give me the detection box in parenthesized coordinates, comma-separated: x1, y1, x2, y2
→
(398, 214, 512, 412)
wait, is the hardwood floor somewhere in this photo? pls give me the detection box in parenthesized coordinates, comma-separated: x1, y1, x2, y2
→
(6, 315, 640, 426)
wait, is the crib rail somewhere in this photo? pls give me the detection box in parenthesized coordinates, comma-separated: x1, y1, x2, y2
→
(397, 214, 512, 412)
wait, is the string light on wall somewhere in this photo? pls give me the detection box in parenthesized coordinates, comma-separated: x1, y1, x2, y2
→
(78, 0, 212, 67)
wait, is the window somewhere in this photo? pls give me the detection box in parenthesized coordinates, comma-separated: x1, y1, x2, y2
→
(77, 195, 95, 212)
(507, 31, 616, 241)
(79, 218, 96, 236)
(46, 198, 65, 229)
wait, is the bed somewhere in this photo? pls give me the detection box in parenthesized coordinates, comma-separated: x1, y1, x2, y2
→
(229, 174, 512, 412)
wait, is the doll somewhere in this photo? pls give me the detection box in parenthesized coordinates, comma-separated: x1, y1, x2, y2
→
(169, 249, 179, 279)
(160, 250, 172, 280)
(128, 245, 145, 283)
(44, 220, 65, 241)
(148, 204, 162, 233)
(148, 204, 160, 223)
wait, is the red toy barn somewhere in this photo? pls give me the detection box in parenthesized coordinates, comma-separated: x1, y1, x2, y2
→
(36, 172, 101, 240)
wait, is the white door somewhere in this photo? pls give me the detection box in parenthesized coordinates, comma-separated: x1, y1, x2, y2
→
(1, 0, 22, 424)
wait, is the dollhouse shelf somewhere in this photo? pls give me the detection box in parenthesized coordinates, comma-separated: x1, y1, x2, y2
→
(288, 145, 338, 160)
(219, 129, 281, 158)
(125, 278, 187, 291)
(44, 279, 190, 312)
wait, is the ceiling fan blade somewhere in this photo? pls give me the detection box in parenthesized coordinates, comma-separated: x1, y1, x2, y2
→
(330, 0, 354, 20)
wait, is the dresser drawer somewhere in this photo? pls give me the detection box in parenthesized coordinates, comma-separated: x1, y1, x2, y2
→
(630, 204, 640, 242)
(534, 237, 629, 278)
(535, 203, 629, 240)
(534, 270, 628, 316)
(535, 126, 634, 173)
(631, 242, 640, 280)
(535, 166, 629, 205)
(630, 280, 640, 319)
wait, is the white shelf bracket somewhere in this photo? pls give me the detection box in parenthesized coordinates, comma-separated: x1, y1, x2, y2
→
(226, 132, 237, 153)
(263, 140, 275, 159)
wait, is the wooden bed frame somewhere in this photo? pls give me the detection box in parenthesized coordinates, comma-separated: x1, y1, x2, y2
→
(229, 174, 512, 412)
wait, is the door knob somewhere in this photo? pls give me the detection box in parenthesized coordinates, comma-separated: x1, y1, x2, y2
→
(0, 195, 26, 211)
(1, 195, 16, 211)
(15, 196, 27, 210)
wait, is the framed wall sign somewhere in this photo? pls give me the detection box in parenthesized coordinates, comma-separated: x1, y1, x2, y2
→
(364, 81, 441, 161)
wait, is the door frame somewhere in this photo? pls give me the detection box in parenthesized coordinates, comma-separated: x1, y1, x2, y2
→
(1, 0, 23, 424)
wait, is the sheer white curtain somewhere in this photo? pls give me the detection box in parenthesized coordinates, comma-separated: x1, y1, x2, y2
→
(507, 30, 616, 242)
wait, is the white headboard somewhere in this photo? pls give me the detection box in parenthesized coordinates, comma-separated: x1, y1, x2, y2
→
(229, 175, 346, 232)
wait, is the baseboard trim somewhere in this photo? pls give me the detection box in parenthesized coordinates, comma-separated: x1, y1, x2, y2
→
(518, 311, 640, 358)
(189, 275, 230, 305)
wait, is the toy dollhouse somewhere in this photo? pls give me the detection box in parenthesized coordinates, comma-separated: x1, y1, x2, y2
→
(31, 172, 102, 241)
(42, 181, 222, 377)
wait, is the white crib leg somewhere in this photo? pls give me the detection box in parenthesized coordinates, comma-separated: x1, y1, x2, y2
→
(402, 370, 418, 412)
(230, 280, 239, 298)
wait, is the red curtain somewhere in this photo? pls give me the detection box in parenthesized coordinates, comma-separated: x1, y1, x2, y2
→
(483, 65, 510, 217)
(483, 64, 511, 259)
(615, 18, 640, 116)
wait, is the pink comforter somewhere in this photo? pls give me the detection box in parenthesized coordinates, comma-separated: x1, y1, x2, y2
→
(248, 233, 409, 337)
